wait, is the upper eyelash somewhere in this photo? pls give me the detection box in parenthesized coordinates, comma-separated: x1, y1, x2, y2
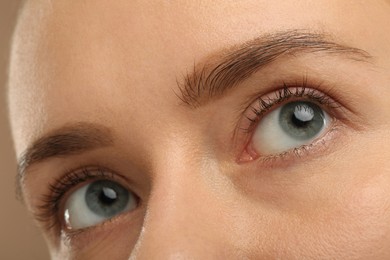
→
(259, 85, 337, 115)
(34, 83, 342, 232)
(35, 167, 115, 232)
(240, 83, 340, 134)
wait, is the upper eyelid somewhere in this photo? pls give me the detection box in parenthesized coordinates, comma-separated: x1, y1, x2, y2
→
(234, 83, 332, 129)
(235, 72, 365, 126)
(255, 88, 338, 116)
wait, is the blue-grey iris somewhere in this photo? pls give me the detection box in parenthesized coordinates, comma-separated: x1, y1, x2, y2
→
(279, 101, 325, 140)
(85, 180, 130, 217)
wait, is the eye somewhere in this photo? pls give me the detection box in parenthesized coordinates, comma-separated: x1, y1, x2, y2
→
(252, 101, 330, 155)
(64, 180, 138, 230)
(236, 85, 343, 162)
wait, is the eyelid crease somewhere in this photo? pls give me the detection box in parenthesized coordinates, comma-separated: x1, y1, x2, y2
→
(236, 73, 368, 136)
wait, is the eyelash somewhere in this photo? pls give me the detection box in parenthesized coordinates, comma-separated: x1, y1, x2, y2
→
(35, 81, 344, 232)
(237, 81, 343, 163)
(36, 167, 116, 232)
(244, 84, 339, 132)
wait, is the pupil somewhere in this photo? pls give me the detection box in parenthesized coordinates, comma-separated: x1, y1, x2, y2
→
(291, 114, 310, 128)
(99, 187, 117, 205)
(291, 104, 315, 128)
(85, 180, 130, 217)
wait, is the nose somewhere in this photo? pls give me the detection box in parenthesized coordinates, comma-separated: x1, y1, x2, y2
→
(129, 161, 238, 259)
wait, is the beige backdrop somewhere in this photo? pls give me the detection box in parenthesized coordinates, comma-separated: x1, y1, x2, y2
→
(0, 1, 50, 259)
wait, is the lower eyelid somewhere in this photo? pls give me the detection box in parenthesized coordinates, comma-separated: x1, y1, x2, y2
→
(62, 204, 144, 251)
(248, 121, 345, 168)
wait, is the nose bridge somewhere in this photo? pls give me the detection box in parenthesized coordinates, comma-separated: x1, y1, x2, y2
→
(130, 152, 231, 259)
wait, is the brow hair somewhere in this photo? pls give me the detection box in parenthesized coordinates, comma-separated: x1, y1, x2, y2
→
(16, 123, 114, 198)
(176, 30, 372, 108)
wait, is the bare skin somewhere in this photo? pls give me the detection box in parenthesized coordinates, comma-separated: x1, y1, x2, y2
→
(7, 0, 390, 259)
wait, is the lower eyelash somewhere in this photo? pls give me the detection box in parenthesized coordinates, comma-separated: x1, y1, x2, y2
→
(255, 123, 343, 168)
(35, 167, 115, 232)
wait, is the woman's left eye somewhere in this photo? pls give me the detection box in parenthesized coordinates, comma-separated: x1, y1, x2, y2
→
(64, 180, 138, 230)
(252, 100, 330, 155)
(237, 86, 340, 162)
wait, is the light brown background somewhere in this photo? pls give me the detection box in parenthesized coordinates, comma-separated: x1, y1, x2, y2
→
(0, 0, 50, 259)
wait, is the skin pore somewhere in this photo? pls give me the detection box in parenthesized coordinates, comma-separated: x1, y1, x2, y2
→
(7, 0, 390, 259)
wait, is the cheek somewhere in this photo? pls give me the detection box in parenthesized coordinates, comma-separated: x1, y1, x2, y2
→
(288, 173, 390, 258)
(252, 185, 390, 259)
(340, 177, 390, 247)
(235, 157, 390, 258)
(299, 134, 390, 257)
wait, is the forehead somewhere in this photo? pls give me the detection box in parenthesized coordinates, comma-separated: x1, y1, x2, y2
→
(8, 0, 390, 155)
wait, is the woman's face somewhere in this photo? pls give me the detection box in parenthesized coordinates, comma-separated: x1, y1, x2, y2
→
(8, 0, 390, 259)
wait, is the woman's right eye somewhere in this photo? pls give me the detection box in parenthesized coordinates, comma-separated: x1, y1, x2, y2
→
(64, 180, 138, 230)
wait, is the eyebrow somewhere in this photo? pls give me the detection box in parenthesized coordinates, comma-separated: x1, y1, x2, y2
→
(17, 123, 114, 187)
(177, 30, 372, 108)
